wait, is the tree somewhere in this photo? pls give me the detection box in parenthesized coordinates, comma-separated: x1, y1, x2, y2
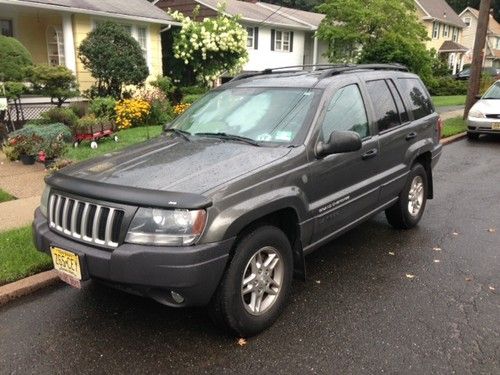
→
(78, 21, 149, 98)
(169, 7, 248, 84)
(317, 0, 429, 63)
(28, 65, 79, 107)
(261, 0, 321, 11)
(0, 36, 33, 82)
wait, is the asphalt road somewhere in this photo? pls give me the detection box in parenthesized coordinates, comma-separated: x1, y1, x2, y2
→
(1, 137, 499, 374)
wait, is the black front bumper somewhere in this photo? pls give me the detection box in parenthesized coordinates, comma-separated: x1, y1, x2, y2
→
(33, 209, 234, 307)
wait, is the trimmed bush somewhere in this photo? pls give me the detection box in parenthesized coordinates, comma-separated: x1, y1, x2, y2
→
(0, 36, 32, 81)
(27, 65, 79, 107)
(10, 123, 73, 143)
(41, 107, 78, 127)
(425, 77, 468, 96)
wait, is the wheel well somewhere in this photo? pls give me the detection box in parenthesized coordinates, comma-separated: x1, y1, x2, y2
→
(233, 208, 305, 280)
(414, 152, 433, 199)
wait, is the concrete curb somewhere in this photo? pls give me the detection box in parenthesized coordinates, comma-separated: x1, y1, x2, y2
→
(0, 270, 60, 306)
(440, 132, 467, 145)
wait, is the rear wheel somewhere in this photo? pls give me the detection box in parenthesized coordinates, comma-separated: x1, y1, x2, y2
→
(209, 226, 293, 337)
(385, 163, 428, 229)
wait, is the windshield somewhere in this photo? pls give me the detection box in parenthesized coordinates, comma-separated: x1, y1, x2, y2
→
(483, 81, 500, 99)
(170, 87, 319, 144)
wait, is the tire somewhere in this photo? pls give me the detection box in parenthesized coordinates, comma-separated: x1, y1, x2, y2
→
(209, 225, 293, 337)
(467, 132, 479, 140)
(385, 163, 428, 230)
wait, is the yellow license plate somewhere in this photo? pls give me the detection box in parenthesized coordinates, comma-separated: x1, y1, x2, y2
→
(50, 247, 82, 281)
(492, 123, 500, 130)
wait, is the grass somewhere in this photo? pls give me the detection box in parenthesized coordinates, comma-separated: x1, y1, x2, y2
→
(65, 125, 163, 161)
(0, 189, 15, 203)
(0, 226, 53, 286)
(432, 95, 466, 107)
(443, 117, 467, 138)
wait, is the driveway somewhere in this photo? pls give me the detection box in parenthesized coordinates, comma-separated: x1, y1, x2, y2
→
(0, 137, 499, 374)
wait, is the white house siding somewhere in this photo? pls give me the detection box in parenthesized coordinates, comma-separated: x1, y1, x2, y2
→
(243, 24, 306, 71)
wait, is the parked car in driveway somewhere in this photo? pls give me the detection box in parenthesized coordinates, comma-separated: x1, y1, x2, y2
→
(467, 80, 500, 140)
(33, 64, 443, 336)
(455, 67, 500, 80)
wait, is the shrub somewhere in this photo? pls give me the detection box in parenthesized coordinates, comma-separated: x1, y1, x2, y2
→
(180, 85, 209, 96)
(41, 107, 78, 127)
(174, 103, 191, 116)
(0, 36, 33, 82)
(7, 134, 44, 157)
(115, 99, 151, 129)
(78, 21, 149, 98)
(182, 94, 204, 104)
(2, 144, 20, 161)
(150, 75, 176, 99)
(69, 101, 88, 118)
(27, 65, 79, 107)
(89, 97, 116, 119)
(425, 77, 468, 96)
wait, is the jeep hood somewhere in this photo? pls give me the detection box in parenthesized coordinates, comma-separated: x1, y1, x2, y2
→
(56, 135, 291, 196)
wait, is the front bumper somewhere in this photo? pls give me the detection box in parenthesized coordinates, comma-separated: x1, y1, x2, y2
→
(33, 209, 233, 307)
(467, 117, 500, 135)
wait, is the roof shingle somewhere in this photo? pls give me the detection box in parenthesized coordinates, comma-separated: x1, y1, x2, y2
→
(417, 0, 466, 28)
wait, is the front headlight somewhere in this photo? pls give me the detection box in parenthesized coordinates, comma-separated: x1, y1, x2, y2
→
(40, 185, 51, 217)
(125, 208, 207, 246)
(469, 109, 485, 119)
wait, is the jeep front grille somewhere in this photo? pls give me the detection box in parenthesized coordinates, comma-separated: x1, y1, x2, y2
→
(48, 194, 124, 248)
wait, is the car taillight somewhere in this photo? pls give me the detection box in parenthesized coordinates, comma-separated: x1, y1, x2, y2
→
(437, 117, 443, 140)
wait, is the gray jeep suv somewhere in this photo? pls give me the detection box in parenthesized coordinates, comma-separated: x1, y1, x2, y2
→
(33, 64, 443, 336)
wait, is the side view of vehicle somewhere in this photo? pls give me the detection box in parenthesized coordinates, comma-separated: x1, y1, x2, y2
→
(33, 64, 443, 336)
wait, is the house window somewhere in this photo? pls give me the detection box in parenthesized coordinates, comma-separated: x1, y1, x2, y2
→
(496, 37, 500, 49)
(137, 26, 148, 60)
(452, 27, 458, 42)
(464, 17, 471, 27)
(246, 27, 254, 48)
(432, 22, 440, 39)
(274, 30, 291, 52)
(0, 19, 13, 37)
(443, 24, 449, 38)
(46, 26, 65, 66)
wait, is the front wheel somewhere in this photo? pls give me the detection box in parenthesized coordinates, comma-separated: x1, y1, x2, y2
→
(467, 132, 479, 141)
(385, 163, 428, 229)
(209, 226, 293, 337)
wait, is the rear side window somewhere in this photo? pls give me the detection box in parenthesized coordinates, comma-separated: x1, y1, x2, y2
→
(320, 84, 369, 139)
(398, 78, 433, 120)
(387, 80, 409, 123)
(366, 80, 400, 132)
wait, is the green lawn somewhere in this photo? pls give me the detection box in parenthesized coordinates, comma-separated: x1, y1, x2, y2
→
(432, 95, 466, 107)
(0, 226, 53, 286)
(443, 117, 467, 138)
(65, 125, 163, 161)
(0, 189, 15, 203)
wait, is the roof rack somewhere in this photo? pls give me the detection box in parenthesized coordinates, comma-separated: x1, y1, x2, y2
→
(230, 63, 409, 82)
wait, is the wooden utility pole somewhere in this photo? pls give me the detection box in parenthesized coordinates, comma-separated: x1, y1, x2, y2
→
(464, 0, 492, 118)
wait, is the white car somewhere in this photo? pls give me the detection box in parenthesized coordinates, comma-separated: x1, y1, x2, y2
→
(467, 80, 500, 140)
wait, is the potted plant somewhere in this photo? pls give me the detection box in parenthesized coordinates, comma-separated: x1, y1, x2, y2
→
(10, 134, 43, 165)
(39, 135, 66, 168)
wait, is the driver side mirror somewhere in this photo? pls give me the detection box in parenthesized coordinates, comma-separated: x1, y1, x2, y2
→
(316, 130, 362, 158)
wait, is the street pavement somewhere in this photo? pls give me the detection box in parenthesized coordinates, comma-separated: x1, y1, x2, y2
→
(1, 137, 499, 374)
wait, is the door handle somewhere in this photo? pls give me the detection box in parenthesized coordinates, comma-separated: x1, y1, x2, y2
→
(406, 132, 417, 141)
(361, 148, 378, 160)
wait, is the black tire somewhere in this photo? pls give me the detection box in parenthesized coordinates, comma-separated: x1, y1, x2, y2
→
(385, 163, 428, 230)
(467, 132, 479, 141)
(209, 225, 293, 337)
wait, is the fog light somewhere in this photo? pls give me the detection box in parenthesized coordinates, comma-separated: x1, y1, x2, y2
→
(171, 291, 184, 304)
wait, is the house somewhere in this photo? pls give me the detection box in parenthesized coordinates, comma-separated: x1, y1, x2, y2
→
(155, 0, 328, 74)
(459, 7, 500, 68)
(0, 0, 176, 91)
(415, 0, 468, 74)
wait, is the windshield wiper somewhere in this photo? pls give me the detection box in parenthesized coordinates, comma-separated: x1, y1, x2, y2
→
(194, 132, 261, 146)
(164, 128, 191, 142)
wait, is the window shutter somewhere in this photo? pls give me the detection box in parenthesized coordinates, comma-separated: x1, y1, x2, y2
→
(271, 29, 275, 51)
(290, 31, 294, 52)
(254, 27, 259, 50)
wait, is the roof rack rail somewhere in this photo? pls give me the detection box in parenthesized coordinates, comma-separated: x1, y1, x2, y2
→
(230, 63, 409, 82)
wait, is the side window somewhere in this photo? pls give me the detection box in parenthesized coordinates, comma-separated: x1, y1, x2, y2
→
(366, 80, 400, 132)
(320, 84, 369, 140)
(387, 80, 409, 123)
(398, 78, 433, 120)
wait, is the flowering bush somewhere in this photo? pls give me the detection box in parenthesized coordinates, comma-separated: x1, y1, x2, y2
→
(134, 87, 174, 125)
(173, 103, 191, 116)
(7, 134, 44, 157)
(170, 7, 249, 84)
(115, 99, 151, 129)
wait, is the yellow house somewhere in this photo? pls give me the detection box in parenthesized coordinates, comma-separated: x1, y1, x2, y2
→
(415, 0, 468, 74)
(0, 0, 176, 91)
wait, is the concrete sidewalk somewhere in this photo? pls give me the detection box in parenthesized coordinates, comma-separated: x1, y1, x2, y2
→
(0, 152, 46, 232)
